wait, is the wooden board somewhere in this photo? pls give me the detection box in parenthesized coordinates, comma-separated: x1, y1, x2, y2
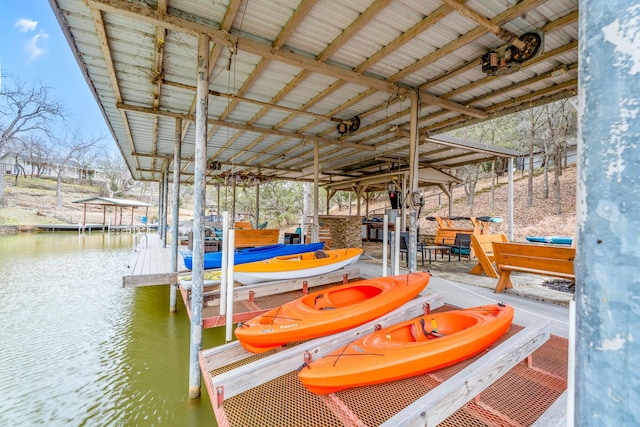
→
(380, 322, 550, 426)
(201, 292, 445, 403)
(234, 229, 279, 248)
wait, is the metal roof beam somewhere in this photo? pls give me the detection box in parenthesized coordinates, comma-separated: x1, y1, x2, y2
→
(87, 0, 410, 96)
(115, 102, 375, 151)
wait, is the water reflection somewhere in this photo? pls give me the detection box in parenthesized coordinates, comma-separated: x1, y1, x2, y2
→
(0, 232, 222, 426)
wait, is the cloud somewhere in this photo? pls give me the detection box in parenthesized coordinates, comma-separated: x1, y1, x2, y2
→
(14, 18, 38, 33)
(25, 31, 50, 62)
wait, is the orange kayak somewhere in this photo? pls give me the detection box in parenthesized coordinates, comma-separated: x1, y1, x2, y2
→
(298, 304, 514, 394)
(234, 272, 431, 353)
(233, 247, 363, 285)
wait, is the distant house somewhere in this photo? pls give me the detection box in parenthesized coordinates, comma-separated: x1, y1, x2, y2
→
(516, 138, 578, 171)
(0, 152, 107, 184)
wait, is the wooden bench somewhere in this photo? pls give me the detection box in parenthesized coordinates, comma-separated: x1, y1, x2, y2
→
(491, 242, 576, 293)
(234, 221, 253, 229)
(234, 229, 280, 248)
(470, 233, 509, 278)
(304, 226, 331, 248)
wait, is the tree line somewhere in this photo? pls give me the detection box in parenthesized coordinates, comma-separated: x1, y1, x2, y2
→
(0, 73, 134, 207)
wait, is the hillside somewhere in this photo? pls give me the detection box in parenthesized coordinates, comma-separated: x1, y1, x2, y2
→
(1, 165, 577, 241)
(333, 165, 577, 242)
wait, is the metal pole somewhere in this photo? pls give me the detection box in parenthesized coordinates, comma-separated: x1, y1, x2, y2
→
(219, 212, 229, 316)
(232, 179, 236, 222)
(394, 213, 400, 275)
(163, 164, 169, 246)
(188, 33, 209, 400)
(313, 140, 320, 243)
(158, 176, 164, 236)
(225, 228, 235, 342)
(255, 183, 260, 228)
(169, 117, 182, 312)
(382, 212, 389, 277)
(408, 91, 419, 272)
(576, 2, 640, 424)
(508, 157, 514, 241)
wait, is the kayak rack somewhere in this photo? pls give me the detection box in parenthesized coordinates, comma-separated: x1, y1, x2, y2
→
(179, 266, 361, 329)
(199, 296, 564, 426)
(200, 292, 446, 406)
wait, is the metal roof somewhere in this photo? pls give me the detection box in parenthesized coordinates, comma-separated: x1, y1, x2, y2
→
(49, 0, 578, 189)
(72, 196, 154, 208)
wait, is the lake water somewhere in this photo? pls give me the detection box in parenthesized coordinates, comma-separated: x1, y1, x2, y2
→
(0, 231, 223, 426)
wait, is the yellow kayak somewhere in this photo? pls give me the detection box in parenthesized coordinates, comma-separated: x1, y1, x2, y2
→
(233, 248, 363, 285)
(178, 270, 221, 289)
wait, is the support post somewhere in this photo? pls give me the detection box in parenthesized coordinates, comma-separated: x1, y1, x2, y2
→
(225, 228, 235, 342)
(408, 90, 420, 272)
(312, 140, 320, 243)
(255, 182, 260, 228)
(188, 33, 209, 400)
(219, 212, 229, 316)
(158, 175, 164, 236)
(508, 157, 514, 241)
(382, 212, 389, 277)
(169, 117, 182, 312)
(394, 212, 400, 275)
(162, 162, 169, 246)
(576, 2, 640, 424)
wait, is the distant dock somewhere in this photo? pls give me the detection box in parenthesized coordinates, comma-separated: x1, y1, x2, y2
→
(37, 223, 158, 232)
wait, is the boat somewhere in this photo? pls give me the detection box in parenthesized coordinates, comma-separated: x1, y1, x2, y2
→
(234, 271, 431, 353)
(298, 303, 514, 394)
(180, 242, 325, 270)
(525, 235, 573, 245)
(178, 270, 222, 289)
(232, 247, 363, 285)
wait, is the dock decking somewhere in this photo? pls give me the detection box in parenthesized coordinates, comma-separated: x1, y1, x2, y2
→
(201, 299, 566, 427)
(122, 235, 570, 425)
(123, 233, 185, 287)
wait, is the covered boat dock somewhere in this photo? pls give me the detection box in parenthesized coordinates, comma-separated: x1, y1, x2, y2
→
(49, 0, 640, 424)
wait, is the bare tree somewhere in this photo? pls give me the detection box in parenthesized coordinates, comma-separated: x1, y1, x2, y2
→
(19, 135, 56, 178)
(541, 99, 577, 213)
(99, 151, 134, 198)
(0, 75, 64, 205)
(521, 108, 545, 207)
(0, 76, 64, 152)
(52, 130, 102, 208)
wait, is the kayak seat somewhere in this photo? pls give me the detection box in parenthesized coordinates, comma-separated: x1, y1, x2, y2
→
(313, 293, 336, 310)
(409, 324, 420, 342)
(314, 250, 329, 259)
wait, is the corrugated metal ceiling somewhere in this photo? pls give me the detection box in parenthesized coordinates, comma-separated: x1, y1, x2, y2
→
(49, 0, 578, 189)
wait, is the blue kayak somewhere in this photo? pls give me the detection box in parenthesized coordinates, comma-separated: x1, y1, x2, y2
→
(180, 242, 326, 270)
(525, 236, 573, 245)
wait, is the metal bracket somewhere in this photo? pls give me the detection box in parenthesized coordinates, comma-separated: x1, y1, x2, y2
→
(216, 385, 224, 407)
(423, 303, 431, 315)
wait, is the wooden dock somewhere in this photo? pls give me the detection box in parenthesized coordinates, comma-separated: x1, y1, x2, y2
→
(123, 233, 185, 288)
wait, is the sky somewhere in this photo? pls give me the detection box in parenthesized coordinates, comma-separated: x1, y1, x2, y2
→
(0, 0, 116, 153)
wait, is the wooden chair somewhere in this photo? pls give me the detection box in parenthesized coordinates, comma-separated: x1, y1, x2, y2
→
(469, 233, 509, 278)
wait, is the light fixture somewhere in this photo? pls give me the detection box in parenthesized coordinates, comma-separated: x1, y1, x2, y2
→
(336, 115, 361, 135)
(550, 64, 568, 78)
